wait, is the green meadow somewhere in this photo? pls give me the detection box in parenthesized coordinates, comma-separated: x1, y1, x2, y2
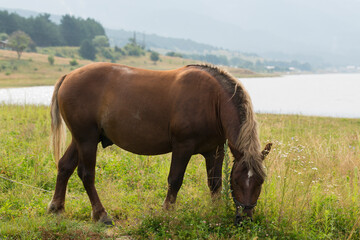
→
(0, 105, 359, 239)
(0, 49, 264, 88)
(0, 48, 359, 239)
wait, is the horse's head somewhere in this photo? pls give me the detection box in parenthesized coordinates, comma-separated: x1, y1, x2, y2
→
(230, 143, 272, 225)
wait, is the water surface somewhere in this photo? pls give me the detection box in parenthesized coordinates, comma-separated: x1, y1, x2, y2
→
(1, 73, 359, 118)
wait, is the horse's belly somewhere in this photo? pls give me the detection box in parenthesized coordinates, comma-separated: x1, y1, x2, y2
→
(102, 118, 171, 155)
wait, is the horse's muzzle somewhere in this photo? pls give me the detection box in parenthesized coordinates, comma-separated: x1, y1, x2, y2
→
(234, 209, 254, 225)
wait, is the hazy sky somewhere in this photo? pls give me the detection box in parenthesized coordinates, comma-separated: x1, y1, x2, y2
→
(2, 0, 360, 65)
(3, 0, 360, 31)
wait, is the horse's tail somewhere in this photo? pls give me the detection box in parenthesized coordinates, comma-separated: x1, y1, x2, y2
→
(51, 75, 67, 167)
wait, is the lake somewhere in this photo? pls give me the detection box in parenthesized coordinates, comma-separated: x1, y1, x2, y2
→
(0, 73, 359, 118)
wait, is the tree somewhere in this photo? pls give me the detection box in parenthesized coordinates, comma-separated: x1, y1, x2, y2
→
(69, 59, 78, 66)
(61, 15, 105, 46)
(0, 32, 8, 41)
(0, 11, 24, 34)
(60, 15, 83, 46)
(92, 35, 109, 48)
(150, 51, 160, 64)
(28, 14, 63, 46)
(84, 18, 105, 40)
(48, 55, 55, 65)
(79, 39, 96, 60)
(8, 31, 33, 59)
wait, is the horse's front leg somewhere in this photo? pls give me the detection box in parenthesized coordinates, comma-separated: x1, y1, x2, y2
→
(163, 142, 193, 210)
(202, 145, 224, 199)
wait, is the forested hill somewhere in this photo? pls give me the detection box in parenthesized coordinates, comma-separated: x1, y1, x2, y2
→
(0, 8, 219, 54)
(0, 8, 313, 72)
(0, 10, 105, 47)
(106, 28, 218, 53)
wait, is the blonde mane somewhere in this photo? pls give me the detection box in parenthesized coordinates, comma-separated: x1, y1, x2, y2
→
(187, 64, 265, 179)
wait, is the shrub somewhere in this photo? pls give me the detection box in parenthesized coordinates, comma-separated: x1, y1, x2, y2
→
(150, 51, 160, 64)
(69, 59, 78, 66)
(79, 39, 96, 60)
(48, 55, 55, 65)
(166, 51, 183, 58)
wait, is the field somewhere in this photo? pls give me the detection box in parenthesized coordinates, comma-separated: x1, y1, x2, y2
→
(1, 48, 359, 239)
(0, 105, 359, 239)
(0, 49, 260, 88)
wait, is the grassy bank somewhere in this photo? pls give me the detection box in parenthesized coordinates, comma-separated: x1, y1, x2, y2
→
(0, 105, 359, 239)
(0, 49, 266, 88)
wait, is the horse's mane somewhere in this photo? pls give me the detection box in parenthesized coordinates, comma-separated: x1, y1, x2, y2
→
(186, 64, 266, 180)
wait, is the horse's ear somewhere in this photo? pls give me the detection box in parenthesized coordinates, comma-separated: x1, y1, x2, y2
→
(261, 143, 272, 160)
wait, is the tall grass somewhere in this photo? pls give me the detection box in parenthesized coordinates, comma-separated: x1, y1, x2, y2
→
(0, 105, 359, 239)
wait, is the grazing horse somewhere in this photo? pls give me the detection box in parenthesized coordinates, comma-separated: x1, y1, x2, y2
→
(48, 63, 272, 225)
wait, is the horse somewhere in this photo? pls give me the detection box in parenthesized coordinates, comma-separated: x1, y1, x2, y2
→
(47, 62, 272, 225)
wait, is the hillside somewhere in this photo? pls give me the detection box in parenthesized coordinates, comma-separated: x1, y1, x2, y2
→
(1, 8, 314, 73)
(106, 28, 219, 54)
(0, 48, 258, 88)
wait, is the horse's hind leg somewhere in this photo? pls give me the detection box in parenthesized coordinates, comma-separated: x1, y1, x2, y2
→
(48, 140, 78, 214)
(76, 139, 112, 225)
(202, 145, 224, 198)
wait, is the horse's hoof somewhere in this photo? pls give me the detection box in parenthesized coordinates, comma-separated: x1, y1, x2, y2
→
(163, 202, 174, 211)
(98, 213, 114, 226)
(47, 202, 64, 214)
(103, 219, 115, 227)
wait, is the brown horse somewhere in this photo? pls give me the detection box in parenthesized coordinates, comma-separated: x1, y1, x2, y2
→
(48, 63, 271, 225)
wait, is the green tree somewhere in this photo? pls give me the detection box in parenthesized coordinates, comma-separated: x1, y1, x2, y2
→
(0, 11, 24, 34)
(28, 14, 63, 46)
(0, 32, 8, 41)
(48, 55, 55, 65)
(84, 18, 105, 40)
(150, 51, 160, 64)
(60, 15, 83, 46)
(92, 35, 109, 48)
(8, 31, 33, 59)
(0, 11, 108, 47)
(69, 59, 78, 66)
(79, 39, 96, 60)
(123, 43, 144, 56)
(61, 15, 105, 46)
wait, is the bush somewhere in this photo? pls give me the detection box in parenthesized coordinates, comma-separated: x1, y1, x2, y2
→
(0, 32, 8, 41)
(166, 51, 183, 58)
(79, 39, 96, 60)
(123, 43, 145, 56)
(150, 51, 160, 64)
(114, 46, 125, 55)
(101, 48, 115, 61)
(69, 59, 78, 66)
(48, 55, 55, 65)
(55, 52, 63, 57)
(92, 35, 109, 48)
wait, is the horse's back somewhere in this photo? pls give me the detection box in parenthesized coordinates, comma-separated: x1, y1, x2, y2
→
(58, 63, 223, 155)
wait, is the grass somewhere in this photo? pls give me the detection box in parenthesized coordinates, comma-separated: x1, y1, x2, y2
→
(0, 48, 265, 88)
(0, 49, 92, 88)
(0, 105, 359, 239)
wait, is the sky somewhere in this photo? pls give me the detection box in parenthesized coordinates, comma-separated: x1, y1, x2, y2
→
(2, 0, 360, 66)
